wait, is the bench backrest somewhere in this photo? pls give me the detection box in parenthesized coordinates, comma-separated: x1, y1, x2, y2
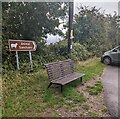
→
(45, 59, 74, 81)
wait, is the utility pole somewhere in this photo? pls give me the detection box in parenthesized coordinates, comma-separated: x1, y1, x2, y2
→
(68, 1, 74, 53)
(117, 1, 120, 46)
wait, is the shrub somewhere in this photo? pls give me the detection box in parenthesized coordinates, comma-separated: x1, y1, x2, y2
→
(71, 43, 92, 61)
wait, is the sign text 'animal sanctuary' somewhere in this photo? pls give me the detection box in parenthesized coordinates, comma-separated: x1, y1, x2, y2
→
(9, 40, 36, 51)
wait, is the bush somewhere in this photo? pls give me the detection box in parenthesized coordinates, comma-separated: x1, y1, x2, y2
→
(71, 43, 92, 61)
(2, 39, 94, 72)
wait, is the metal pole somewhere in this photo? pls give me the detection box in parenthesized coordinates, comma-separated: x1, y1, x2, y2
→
(68, 1, 74, 53)
(29, 51, 33, 70)
(16, 51, 20, 70)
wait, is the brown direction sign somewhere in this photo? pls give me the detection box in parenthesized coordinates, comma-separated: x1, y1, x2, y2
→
(9, 40, 37, 51)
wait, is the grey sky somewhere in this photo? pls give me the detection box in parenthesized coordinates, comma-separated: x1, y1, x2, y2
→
(74, 2, 119, 15)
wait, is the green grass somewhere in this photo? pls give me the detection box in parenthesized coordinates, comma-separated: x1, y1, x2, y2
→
(101, 106, 108, 113)
(88, 111, 98, 117)
(2, 58, 105, 117)
(51, 112, 60, 117)
(86, 81, 103, 95)
(76, 58, 105, 81)
(62, 87, 86, 103)
(71, 108, 78, 112)
(82, 104, 89, 110)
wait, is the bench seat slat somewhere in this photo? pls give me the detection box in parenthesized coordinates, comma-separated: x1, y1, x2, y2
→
(51, 72, 85, 85)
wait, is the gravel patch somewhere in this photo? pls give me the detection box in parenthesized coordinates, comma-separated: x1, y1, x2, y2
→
(44, 76, 111, 117)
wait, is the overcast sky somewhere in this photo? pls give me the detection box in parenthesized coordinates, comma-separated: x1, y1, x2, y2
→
(74, 1, 119, 15)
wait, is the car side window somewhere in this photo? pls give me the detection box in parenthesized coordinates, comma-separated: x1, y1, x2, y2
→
(112, 46, 120, 52)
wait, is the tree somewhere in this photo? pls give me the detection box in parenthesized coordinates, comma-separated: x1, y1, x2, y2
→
(2, 2, 68, 66)
(104, 13, 119, 49)
(2, 2, 68, 41)
(73, 5, 119, 55)
(74, 6, 105, 42)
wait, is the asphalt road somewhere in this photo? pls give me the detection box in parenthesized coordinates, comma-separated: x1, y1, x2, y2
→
(101, 65, 119, 117)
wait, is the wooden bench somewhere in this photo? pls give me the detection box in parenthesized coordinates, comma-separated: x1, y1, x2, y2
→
(44, 59, 85, 92)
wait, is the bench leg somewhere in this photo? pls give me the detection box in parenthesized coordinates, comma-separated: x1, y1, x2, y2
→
(48, 82, 52, 88)
(80, 77, 82, 82)
(80, 77, 84, 85)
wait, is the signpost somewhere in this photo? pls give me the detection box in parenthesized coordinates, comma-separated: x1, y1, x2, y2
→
(16, 51, 20, 70)
(8, 40, 37, 70)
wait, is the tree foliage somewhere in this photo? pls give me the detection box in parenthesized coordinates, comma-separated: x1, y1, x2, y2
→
(2, 2, 68, 67)
(2, 2, 68, 40)
(2, 3, 120, 71)
(73, 6, 119, 55)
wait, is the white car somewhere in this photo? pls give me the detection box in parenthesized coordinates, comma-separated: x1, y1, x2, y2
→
(101, 46, 120, 65)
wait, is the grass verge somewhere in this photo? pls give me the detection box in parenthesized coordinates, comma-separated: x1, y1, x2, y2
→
(76, 57, 105, 81)
(2, 58, 105, 117)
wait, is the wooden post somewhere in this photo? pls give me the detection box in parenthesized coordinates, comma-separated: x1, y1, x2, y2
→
(16, 51, 20, 70)
(29, 51, 33, 70)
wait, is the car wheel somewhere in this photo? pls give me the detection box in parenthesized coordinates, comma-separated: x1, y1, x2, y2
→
(103, 57, 111, 65)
